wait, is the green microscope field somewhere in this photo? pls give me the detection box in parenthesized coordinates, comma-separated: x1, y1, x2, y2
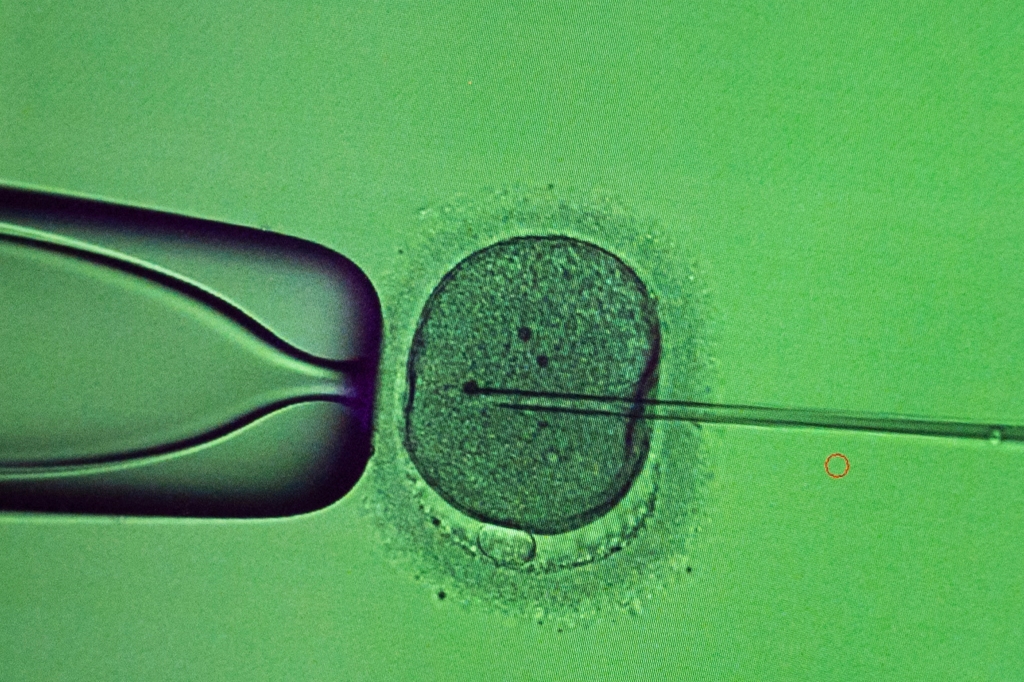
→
(1, 2, 1022, 680)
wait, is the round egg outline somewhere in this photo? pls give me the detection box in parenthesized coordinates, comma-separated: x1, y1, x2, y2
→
(364, 186, 718, 623)
(403, 235, 662, 536)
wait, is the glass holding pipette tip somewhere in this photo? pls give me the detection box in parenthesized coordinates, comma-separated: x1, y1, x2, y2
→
(0, 185, 381, 517)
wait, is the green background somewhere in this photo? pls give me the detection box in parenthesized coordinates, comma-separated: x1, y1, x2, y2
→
(2, 2, 1023, 679)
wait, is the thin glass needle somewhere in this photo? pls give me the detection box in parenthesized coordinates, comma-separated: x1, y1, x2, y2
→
(460, 382, 1021, 443)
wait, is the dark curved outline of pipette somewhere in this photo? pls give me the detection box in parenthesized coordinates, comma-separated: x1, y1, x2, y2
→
(0, 231, 368, 473)
(0, 393, 356, 476)
(0, 230, 357, 372)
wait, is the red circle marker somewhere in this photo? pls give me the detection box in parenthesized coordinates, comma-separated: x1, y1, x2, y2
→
(825, 453, 850, 479)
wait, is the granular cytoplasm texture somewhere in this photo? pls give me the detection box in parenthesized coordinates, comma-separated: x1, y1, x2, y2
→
(404, 237, 660, 534)
(367, 186, 715, 625)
